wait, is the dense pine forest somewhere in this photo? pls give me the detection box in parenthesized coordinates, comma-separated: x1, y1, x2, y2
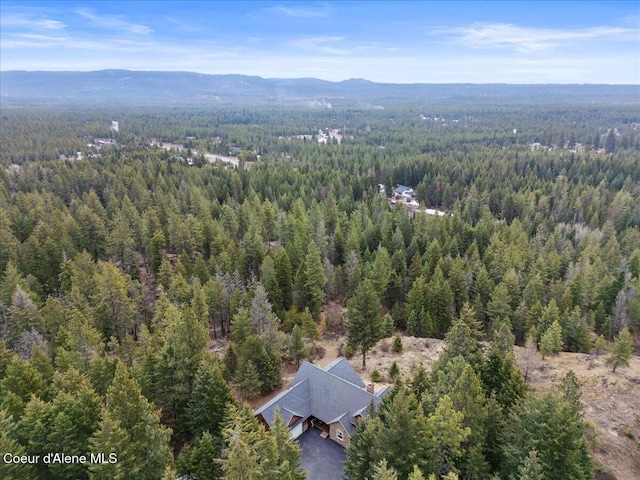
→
(1, 95, 639, 480)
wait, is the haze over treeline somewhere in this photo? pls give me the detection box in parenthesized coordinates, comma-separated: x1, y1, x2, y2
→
(1, 70, 639, 105)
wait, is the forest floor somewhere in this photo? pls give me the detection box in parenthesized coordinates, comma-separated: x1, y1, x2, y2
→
(251, 331, 640, 479)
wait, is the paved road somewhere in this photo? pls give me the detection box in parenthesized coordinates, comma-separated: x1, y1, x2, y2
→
(298, 428, 346, 480)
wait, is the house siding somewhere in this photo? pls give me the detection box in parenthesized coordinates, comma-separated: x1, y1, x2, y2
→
(329, 422, 351, 448)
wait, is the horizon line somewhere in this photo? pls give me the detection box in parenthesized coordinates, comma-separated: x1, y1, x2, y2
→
(1, 69, 639, 87)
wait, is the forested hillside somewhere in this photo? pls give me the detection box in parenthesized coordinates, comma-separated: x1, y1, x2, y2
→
(1, 96, 639, 479)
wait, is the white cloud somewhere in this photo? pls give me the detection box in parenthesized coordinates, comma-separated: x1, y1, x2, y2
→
(75, 8, 152, 35)
(435, 23, 637, 52)
(1, 14, 66, 30)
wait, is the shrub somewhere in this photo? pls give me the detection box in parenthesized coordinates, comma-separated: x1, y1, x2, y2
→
(370, 369, 383, 382)
(389, 361, 400, 380)
(342, 343, 356, 358)
(392, 335, 403, 353)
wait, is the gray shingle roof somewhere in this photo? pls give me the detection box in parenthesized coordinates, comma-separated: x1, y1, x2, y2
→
(254, 358, 387, 433)
(394, 185, 413, 195)
(254, 378, 311, 427)
(324, 357, 366, 388)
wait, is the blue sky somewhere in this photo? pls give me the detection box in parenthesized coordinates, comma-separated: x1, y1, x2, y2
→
(1, 1, 639, 83)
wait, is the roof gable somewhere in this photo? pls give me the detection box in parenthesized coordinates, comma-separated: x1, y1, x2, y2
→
(324, 357, 366, 388)
(254, 378, 310, 427)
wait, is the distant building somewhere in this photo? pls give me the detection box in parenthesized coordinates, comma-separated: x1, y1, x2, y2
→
(394, 185, 414, 198)
(424, 208, 446, 216)
(110, 121, 119, 132)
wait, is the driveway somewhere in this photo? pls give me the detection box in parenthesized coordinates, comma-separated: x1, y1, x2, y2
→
(298, 428, 347, 480)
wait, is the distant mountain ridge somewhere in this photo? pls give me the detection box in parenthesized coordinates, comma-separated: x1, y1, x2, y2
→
(1, 70, 638, 105)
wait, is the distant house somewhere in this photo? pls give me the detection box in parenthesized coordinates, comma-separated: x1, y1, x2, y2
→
(424, 208, 446, 216)
(254, 358, 390, 448)
(228, 146, 242, 156)
(394, 185, 414, 198)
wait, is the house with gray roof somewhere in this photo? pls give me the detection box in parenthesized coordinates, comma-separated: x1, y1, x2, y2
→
(254, 358, 390, 448)
(394, 185, 414, 198)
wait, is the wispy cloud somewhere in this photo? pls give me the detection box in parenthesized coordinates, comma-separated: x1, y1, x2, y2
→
(75, 8, 152, 35)
(267, 4, 329, 18)
(1, 14, 66, 30)
(436, 23, 637, 52)
(3, 33, 107, 50)
(287, 36, 379, 56)
(162, 16, 203, 33)
(289, 36, 347, 55)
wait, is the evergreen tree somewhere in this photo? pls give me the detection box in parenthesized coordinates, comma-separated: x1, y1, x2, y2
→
(409, 362, 431, 401)
(449, 365, 490, 478)
(187, 353, 237, 439)
(92, 262, 135, 342)
(223, 344, 238, 378)
(516, 449, 544, 480)
(536, 300, 560, 343)
(383, 313, 395, 337)
(156, 305, 209, 437)
(45, 369, 102, 479)
(562, 306, 591, 353)
(407, 465, 427, 480)
(605, 128, 616, 154)
(481, 347, 527, 411)
(424, 395, 471, 477)
(274, 248, 294, 311)
(605, 327, 633, 372)
(176, 431, 222, 480)
(238, 335, 281, 394)
(539, 319, 563, 358)
(270, 408, 306, 480)
(375, 388, 429, 478)
(369, 247, 392, 300)
(389, 361, 400, 381)
(289, 324, 307, 367)
(347, 279, 383, 369)
(301, 308, 320, 353)
(344, 415, 381, 480)
(426, 267, 454, 336)
(89, 361, 172, 480)
(372, 459, 399, 480)
(301, 242, 326, 319)
(231, 307, 252, 345)
(0, 410, 38, 480)
(436, 303, 483, 372)
(501, 387, 593, 480)
(592, 335, 606, 357)
(487, 283, 513, 324)
(406, 275, 429, 337)
(220, 404, 277, 480)
(392, 334, 403, 354)
(237, 359, 262, 400)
